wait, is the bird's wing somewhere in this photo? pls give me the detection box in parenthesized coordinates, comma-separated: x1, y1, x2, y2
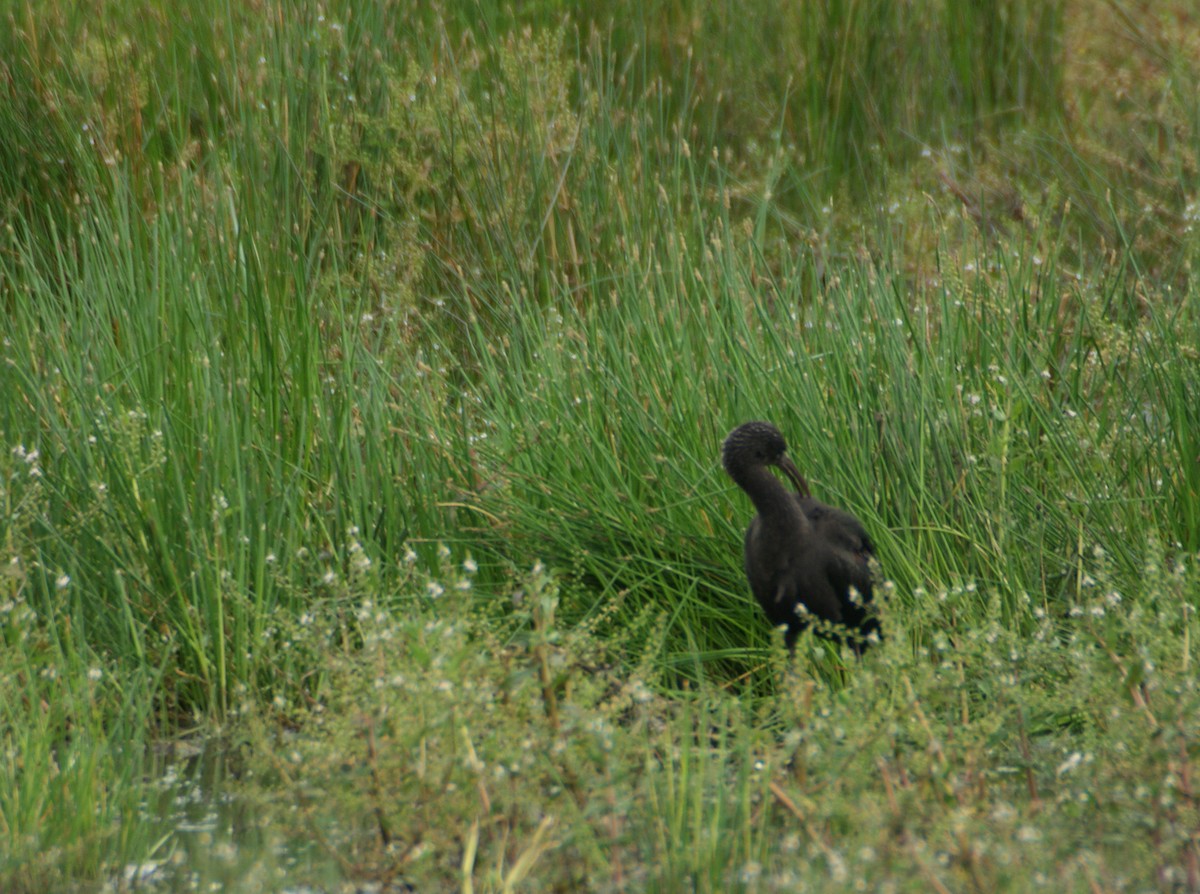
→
(775, 565, 845, 625)
(828, 544, 874, 588)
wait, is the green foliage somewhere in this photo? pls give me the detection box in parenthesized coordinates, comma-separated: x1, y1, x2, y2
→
(0, 439, 160, 889)
(1, 0, 1198, 889)
(326, 24, 584, 344)
(457, 231, 1200, 666)
(239, 549, 1198, 892)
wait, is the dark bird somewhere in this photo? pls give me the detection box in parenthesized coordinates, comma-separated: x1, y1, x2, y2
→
(722, 421, 879, 650)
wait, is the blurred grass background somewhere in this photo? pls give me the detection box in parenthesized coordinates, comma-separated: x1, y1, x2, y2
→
(1, 0, 1198, 889)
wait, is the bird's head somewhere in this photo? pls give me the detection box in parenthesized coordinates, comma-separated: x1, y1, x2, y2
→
(722, 421, 786, 468)
(722, 421, 811, 496)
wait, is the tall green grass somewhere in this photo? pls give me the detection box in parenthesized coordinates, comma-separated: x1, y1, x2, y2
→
(456, 213, 1198, 664)
(1, 0, 1198, 888)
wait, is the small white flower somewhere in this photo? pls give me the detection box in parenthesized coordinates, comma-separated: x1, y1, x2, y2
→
(739, 862, 762, 883)
(1056, 752, 1083, 776)
(56, 574, 71, 590)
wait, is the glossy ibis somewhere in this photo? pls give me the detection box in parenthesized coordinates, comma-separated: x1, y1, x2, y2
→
(722, 421, 879, 650)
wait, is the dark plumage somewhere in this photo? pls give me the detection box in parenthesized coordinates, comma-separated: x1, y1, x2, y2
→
(722, 421, 879, 650)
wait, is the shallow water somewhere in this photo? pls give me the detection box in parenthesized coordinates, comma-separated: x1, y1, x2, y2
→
(103, 741, 364, 894)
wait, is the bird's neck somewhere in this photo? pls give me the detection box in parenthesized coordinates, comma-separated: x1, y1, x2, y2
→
(731, 465, 811, 533)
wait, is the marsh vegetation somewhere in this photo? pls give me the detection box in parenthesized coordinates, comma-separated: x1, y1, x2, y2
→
(2, 1, 1198, 890)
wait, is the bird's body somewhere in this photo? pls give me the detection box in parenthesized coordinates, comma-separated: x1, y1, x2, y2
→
(722, 421, 879, 650)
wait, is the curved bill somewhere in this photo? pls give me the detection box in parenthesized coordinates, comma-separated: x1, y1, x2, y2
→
(776, 454, 811, 498)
